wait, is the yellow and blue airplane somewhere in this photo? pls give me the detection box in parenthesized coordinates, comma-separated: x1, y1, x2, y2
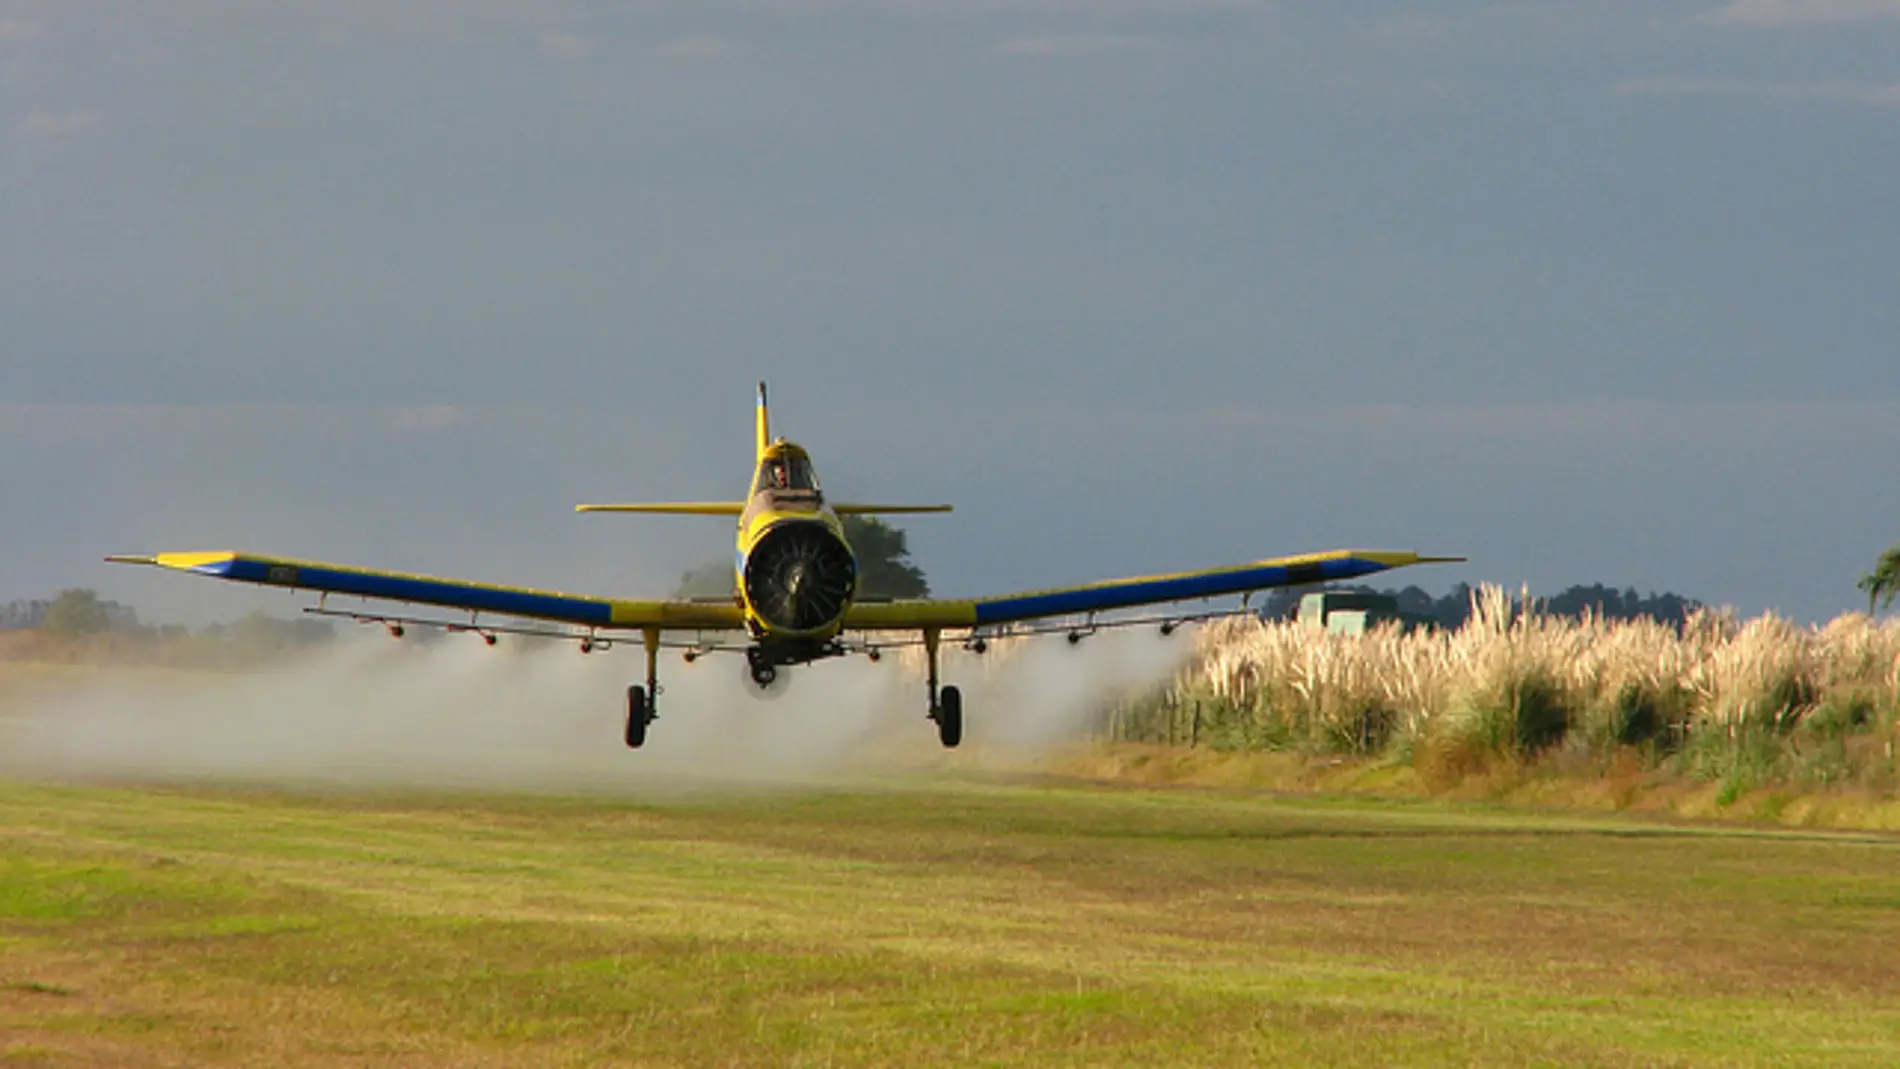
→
(109, 383, 1461, 748)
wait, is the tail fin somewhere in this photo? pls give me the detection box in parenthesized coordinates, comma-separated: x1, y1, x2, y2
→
(755, 381, 771, 458)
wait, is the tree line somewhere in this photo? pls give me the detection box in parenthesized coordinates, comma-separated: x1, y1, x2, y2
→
(1259, 582, 1706, 630)
(0, 587, 334, 668)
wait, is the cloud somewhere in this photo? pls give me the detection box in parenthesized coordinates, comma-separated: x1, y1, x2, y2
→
(1370, 17, 1440, 40)
(0, 19, 44, 43)
(20, 110, 101, 136)
(0, 403, 485, 441)
(760, 0, 1263, 10)
(1183, 398, 1900, 437)
(538, 29, 593, 58)
(389, 405, 463, 433)
(654, 35, 737, 60)
(3, 0, 1269, 23)
(1699, 0, 1900, 25)
(1615, 77, 1900, 106)
(995, 34, 1165, 57)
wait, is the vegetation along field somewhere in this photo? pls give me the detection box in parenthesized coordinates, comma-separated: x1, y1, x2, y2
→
(5, 778, 1900, 1068)
(1097, 588, 1900, 822)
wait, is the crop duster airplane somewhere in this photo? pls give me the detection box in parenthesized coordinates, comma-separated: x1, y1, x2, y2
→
(109, 384, 1460, 749)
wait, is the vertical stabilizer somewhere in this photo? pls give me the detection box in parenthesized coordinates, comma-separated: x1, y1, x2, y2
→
(755, 381, 771, 458)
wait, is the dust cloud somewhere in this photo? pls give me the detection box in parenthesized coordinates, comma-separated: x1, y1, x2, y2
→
(0, 624, 1194, 795)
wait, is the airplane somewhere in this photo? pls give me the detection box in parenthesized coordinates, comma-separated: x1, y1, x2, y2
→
(107, 383, 1462, 750)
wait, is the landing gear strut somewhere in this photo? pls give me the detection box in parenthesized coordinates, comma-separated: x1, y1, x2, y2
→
(924, 628, 963, 749)
(625, 628, 660, 749)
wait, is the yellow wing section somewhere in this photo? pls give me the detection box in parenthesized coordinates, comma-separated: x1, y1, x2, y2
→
(574, 503, 746, 516)
(843, 550, 1461, 631)
(104, 552, 745, 631)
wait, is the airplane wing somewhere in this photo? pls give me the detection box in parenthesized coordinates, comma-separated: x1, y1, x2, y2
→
(104, 551, 746, 631)
(843, 550, 1461, 631)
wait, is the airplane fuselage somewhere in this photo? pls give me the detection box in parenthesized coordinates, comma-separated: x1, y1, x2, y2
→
(733, 441, 858, 666)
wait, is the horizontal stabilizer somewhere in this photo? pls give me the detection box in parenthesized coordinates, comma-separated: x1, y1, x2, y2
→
(831, 504, 953, 515)
(574, 503, 746, 516)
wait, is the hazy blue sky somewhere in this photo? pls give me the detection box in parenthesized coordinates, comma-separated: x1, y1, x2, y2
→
(4, 0, 1897, 624)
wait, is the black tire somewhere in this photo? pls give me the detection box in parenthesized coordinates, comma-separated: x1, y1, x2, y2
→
(625, 685, 650, 749)
(936, 685, 963, 749)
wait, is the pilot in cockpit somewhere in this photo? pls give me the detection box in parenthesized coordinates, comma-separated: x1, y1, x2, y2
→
(761, 454, 817, 495)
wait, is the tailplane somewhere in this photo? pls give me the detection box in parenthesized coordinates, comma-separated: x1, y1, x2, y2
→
(576, 384, 953, 517)
(575, 503, 745, 516)
(832, 504, 954, 515)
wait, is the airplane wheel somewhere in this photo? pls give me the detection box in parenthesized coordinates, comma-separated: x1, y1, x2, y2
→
(625, 685, 652, 749)
(750, 663, 778, 688)
(935, 685, 963, 749)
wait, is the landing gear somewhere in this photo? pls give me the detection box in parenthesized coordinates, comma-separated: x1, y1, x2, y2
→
(741, 645, 794, 697)
(745, 646, 781, 688)
(923, 628, 963, 749)
(625, 685, 653, 748)
(625, 628, 661, 749)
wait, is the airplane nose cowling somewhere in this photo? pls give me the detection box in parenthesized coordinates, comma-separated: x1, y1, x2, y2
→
(744, 522, 857, 632)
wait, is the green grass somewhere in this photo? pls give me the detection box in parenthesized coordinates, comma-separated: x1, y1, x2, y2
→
(4, 778, 1900, 1067)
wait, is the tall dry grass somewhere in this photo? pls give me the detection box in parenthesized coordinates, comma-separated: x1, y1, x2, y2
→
(1116, 586, 1900, 792)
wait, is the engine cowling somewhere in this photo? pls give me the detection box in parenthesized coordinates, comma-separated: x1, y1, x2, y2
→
(743, 521, 857, 633)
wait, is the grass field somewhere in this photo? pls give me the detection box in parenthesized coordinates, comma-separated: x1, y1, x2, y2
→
(5, 778, 1899, 1067)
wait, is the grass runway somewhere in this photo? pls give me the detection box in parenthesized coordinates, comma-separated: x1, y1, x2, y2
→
(4, 777, 1899, 1067)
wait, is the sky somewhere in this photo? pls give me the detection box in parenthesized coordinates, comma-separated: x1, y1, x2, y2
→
(3, 0, 1897, 625)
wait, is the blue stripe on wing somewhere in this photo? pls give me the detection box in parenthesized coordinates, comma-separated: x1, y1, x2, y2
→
(198, 555, 616, 625)
(971, 555, 1391, 626)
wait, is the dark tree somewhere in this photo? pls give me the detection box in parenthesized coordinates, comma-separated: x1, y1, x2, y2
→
(1860, 542, 1900, 615)
(674, 560, 737, 599)
(841, 515, 930, 598)
(1544, 584, 1701, 627)
(1260, 586, 1307, 621)
(1, 598, 49, 630)
(40, 588, 112, 638)
(1436, 582, 1475, 629)
(1392, 585, 1437, 618)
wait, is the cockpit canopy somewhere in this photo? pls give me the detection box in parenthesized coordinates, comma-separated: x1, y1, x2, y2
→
(753, 445, 821, 498)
